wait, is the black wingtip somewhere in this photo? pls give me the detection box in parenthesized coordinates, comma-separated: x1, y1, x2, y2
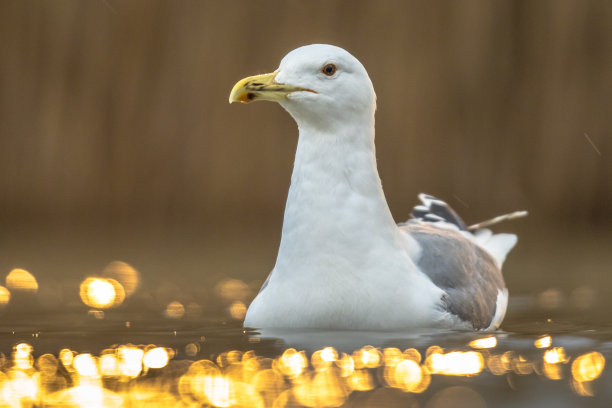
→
(411, 193, 468, 231)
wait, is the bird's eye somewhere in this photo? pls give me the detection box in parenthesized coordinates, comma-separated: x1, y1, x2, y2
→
(321, 63, 337, 76)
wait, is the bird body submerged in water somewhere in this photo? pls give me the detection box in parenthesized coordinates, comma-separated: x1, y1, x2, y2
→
(229, 44, 524, 331)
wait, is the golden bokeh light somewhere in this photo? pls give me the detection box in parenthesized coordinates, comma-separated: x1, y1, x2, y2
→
(0, 337, 606, 405)
(572, 378, 595, 397)
(74, 354, 100, 378)
(185, 343, 199, 357)
(380, 346, 430, 393)
(0, 371, 38, 405)
(165, 301, 185, 319)
(543, 347, 567, 364)
(37, 353, 59, 377)
(335, 353, 355, 378)
(59, 349, 74, 369)
(382, 347, 403, 367)
(543, 361, 563, 380)
(320, 347, 338, 363)
(277, 348, 308, 378)
(347, 369, 375, 391)
(301, 368, 350, 407)
(215, 278, 251, 302)
(15, 342, 32, 357)
(182, 359, 222, 403)
(87, 278, 115, 307)
(427, 351, 484, 376)
(216, 350, 242, 368)
(534, 335, 552, 349)
(425, 345, 443, 359)
(353, 345, 381, 369)
(143, 347, 170, 369)
(404, 348, 422, 363)
(511, 354, 534, 375)
(6, 268, 38, 293)
(204, 376, 234, 407)
(0, 286, 10, 306)
(311, 347, 338, 370)
(485, 353, 510, 375)
(79, 277, 125, 309)
(99, 353, 119, 377)
(250, 368, 283, 405)
(229, 301, 247, 320)
(102, 261, 140, 296)
(572, 351, 605, 383)
(55, 385, 124, 407)
(469, 336, 497, 349)
(13, 343, 33, 370)
(393, 359, 430, 393)
(117, 346, 144, 378)
(542, 347, 568, 380)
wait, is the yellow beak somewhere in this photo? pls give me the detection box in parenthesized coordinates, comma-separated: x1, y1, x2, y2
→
(229, 72, 313, 104)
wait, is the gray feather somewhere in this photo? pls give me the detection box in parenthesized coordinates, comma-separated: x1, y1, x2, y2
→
(402, 223, 504, 329)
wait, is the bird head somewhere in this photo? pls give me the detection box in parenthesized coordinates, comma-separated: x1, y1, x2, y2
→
(229, 44, 376, 130)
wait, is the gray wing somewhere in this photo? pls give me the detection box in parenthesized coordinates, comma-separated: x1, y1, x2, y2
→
(402, 222, 505, 330)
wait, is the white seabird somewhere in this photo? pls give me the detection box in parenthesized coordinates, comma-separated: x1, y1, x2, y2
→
(229, 44, 525, 331)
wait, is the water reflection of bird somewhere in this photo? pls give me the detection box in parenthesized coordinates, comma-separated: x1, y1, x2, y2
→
(230, 44, 525, 331)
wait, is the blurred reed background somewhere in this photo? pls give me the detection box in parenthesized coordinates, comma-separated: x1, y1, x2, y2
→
(0, 0, 610, 309)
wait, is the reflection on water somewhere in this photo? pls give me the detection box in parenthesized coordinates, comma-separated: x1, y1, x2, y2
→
(0, 330, 607, 407)
(0, 262, 610, 406)
(535, 335, 553, 349)
(468, 336, 497, 349)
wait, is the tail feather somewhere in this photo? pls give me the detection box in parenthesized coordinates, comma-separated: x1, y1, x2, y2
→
(472, 229, 518, 267)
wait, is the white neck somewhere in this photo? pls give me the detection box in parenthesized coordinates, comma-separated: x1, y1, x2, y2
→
(273, 116, 404, 276)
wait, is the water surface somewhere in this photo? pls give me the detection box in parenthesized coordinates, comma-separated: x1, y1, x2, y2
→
(0, 228, 610, 406)
(0, 303, 609, 407)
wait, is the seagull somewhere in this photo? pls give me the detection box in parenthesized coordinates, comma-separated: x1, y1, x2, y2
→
(229, 44, 525, 331)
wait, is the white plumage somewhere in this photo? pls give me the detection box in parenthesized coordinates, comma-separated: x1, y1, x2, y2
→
(229, 44, 523, 331)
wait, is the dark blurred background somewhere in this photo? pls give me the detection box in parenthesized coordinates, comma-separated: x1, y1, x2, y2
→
(0, 1, 610, 315)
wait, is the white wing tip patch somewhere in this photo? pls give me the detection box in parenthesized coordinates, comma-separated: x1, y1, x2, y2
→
(486, 288, 509, 331)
